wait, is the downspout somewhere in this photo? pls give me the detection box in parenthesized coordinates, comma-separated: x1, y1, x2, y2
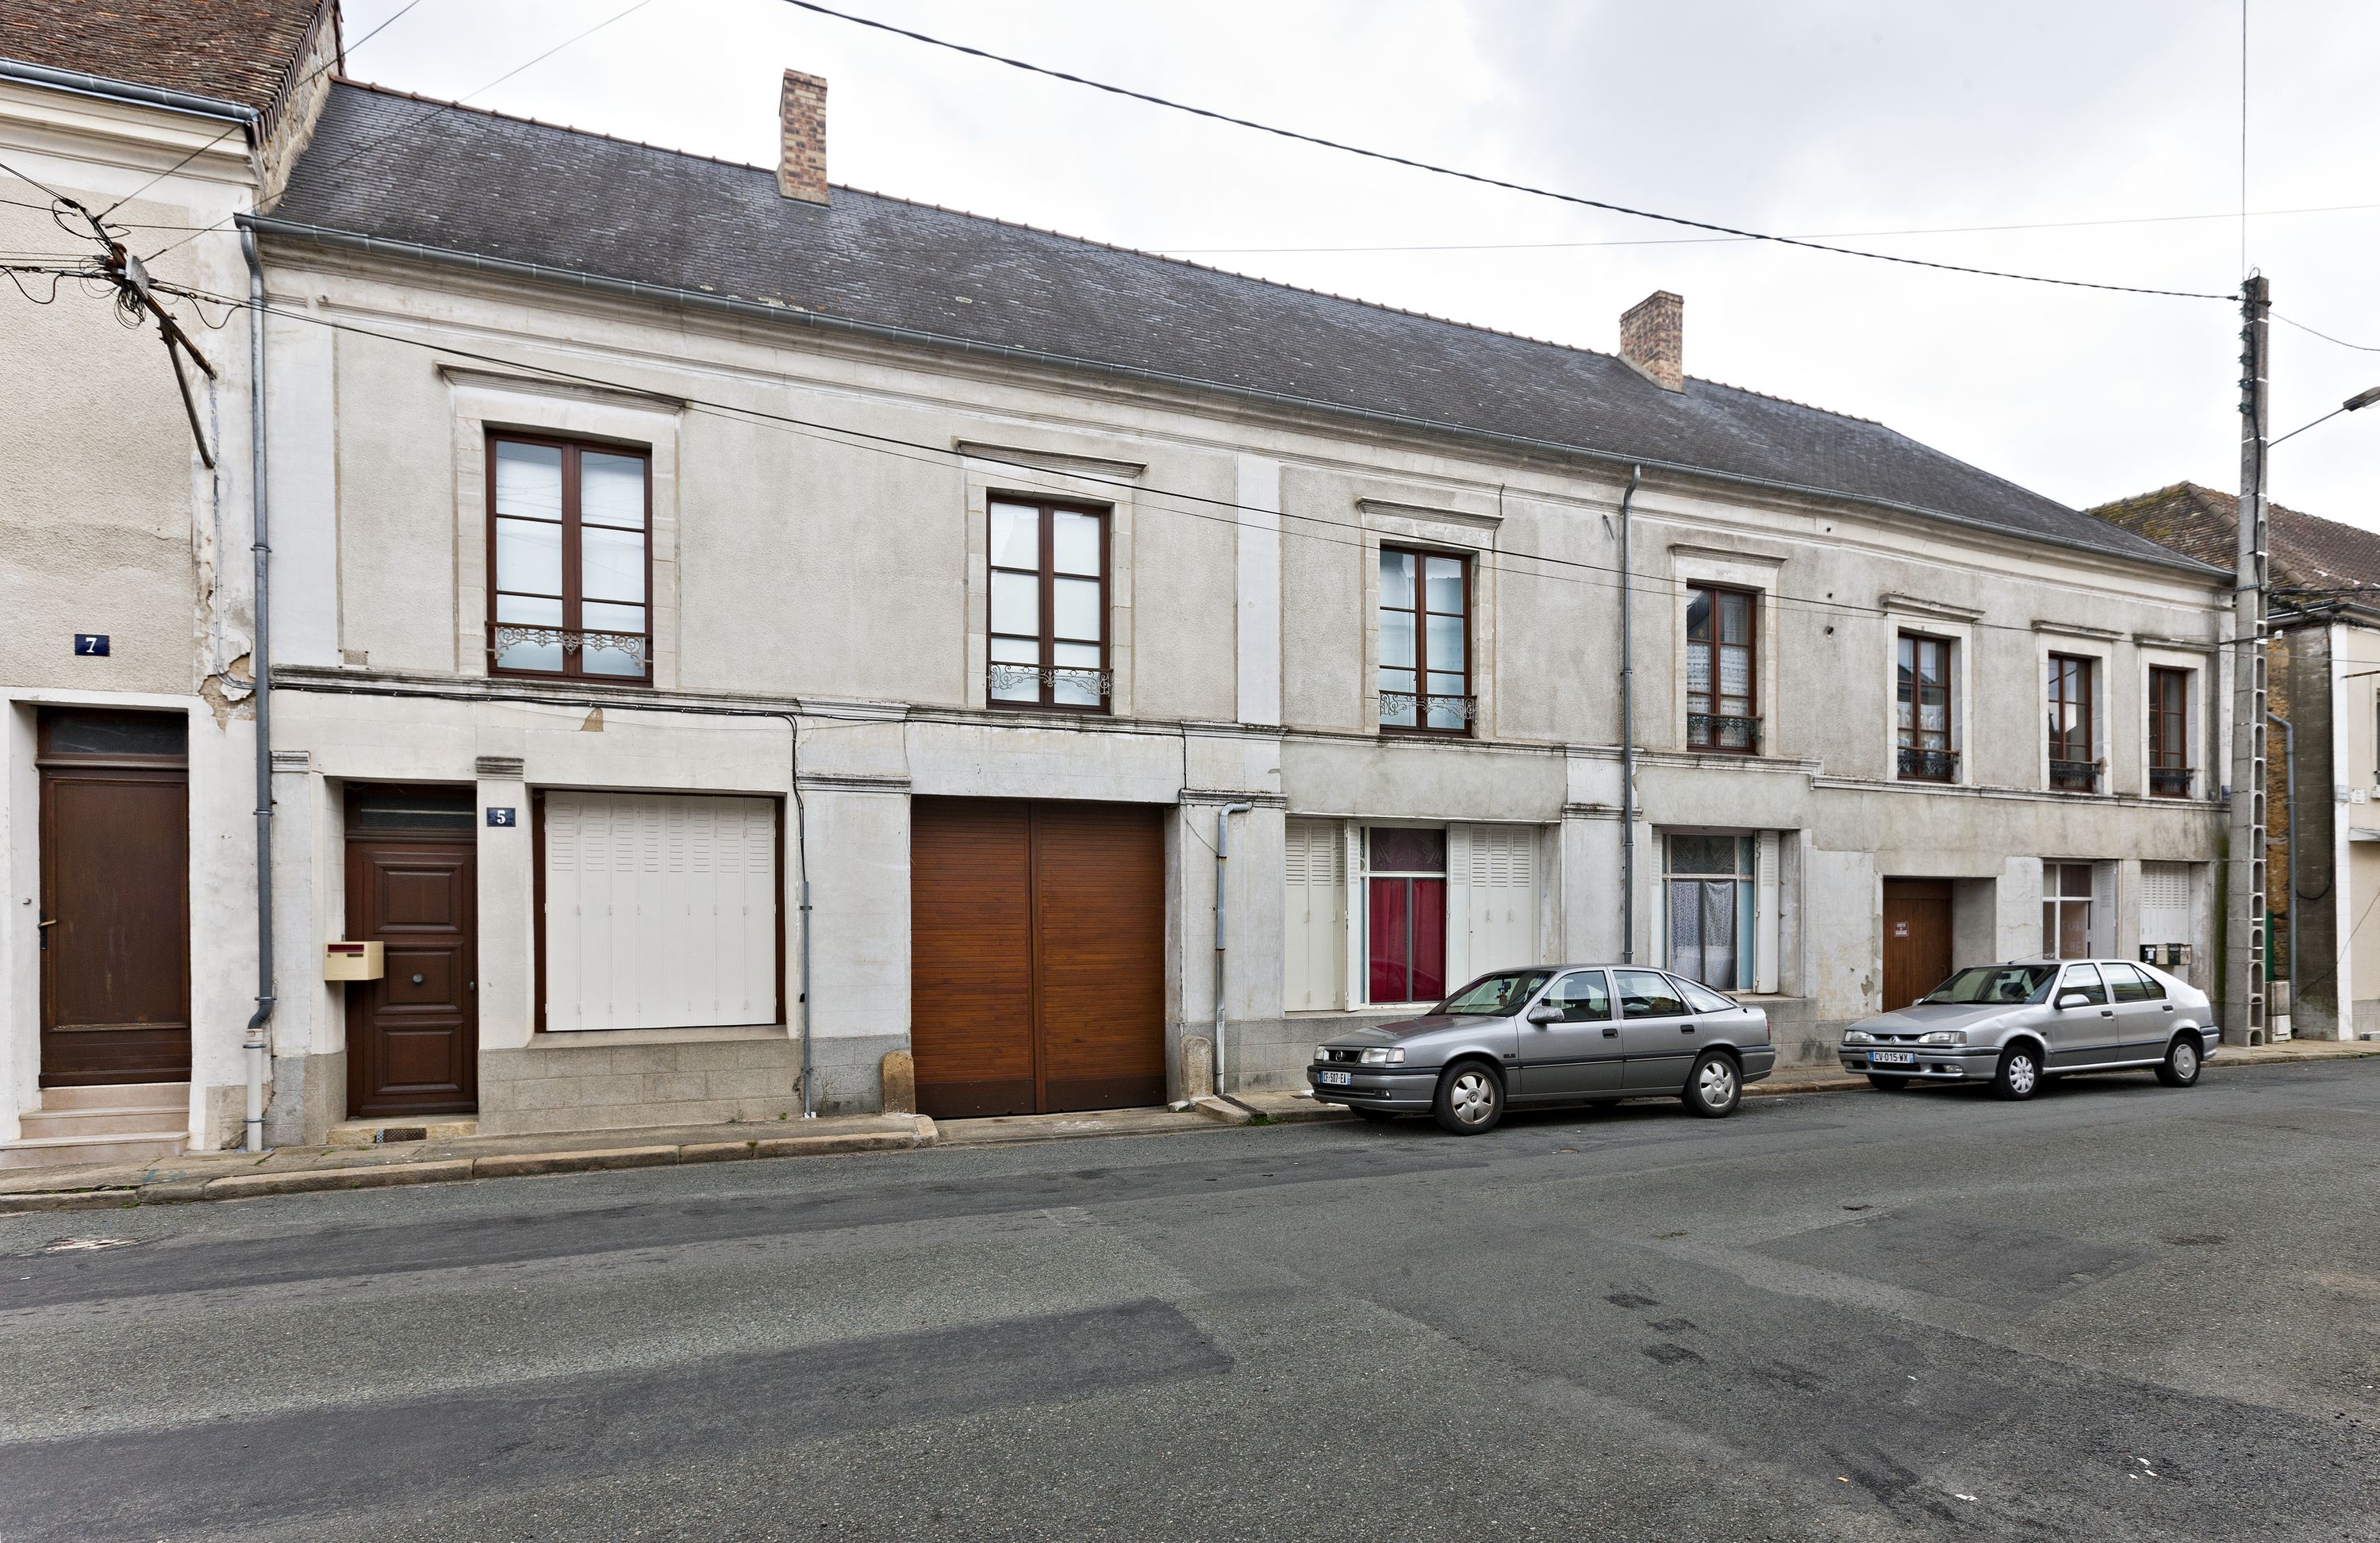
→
(240, 230, 273, 1152)
(2270, 710, 2295, 1037)
(782, 714, 816, 1117)
(1617, 466, 1642, 963)
(1212, 803, 1252, 1096)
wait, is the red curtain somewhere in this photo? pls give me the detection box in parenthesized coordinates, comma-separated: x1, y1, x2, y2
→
(1368, 877, 1446, 1003)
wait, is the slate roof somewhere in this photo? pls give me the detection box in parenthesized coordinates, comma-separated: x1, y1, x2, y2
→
(2091, 482, 2380, 602)
(269, 81, 2213, 574)
(1, 0, 332, 116)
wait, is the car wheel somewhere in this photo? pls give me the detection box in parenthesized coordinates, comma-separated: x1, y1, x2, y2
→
(1351, 1105, 1399, 1123)
(1432, 1062, 1505, 1134)
(1682, 1051, 1741, 1118)
(1993, 1044, 2042, 1101)
(2155, 1033, 2203, 1088)
(1867, 1073, 1909, 1092)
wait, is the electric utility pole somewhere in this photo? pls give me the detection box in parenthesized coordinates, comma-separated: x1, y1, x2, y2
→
(2227, 274, 2271, 1046)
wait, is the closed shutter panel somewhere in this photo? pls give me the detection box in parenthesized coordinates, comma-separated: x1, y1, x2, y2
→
(1283, 817, 1346, 1011)
(544, 791, 778, 1031)
(1754, 831, 1782, 993)
(2140, 862, 2190, 945)
(1464, 824, 1539, 975)
(2089, 861, 2119, 957)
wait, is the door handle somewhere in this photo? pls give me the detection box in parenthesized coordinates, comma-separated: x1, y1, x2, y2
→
(2161, 1003, 2175, 1011)
(1681, 1023, 1697, 1034)
(1602, 1025, 1619, 1038)
(2099, 1009, 2114, 1017)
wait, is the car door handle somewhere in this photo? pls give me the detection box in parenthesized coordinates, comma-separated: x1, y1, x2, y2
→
(2161, 1003, 2175, 1011)
(1602, 1026, 1619, 1038)
(2099, 1009, 2114, 1017)
(1681, 1023, 1697, 1034)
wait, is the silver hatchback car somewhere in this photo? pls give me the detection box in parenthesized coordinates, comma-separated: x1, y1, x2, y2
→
(1307, 965, 1777, 1134)
(1839, 958, 2217, 1100)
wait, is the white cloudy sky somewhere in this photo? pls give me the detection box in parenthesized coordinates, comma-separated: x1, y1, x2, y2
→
(344, 0, 2380, 524)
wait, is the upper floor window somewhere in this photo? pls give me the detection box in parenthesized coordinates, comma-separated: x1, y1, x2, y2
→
(1378, 547, 1472, 733)
(1686, 585, 1758, 752)
(489, 436, 650, 680)
(2148, 666, 2192, 796)
(1896, 634, 1955, 781)
(2047, 654, 2096, 792)
(989, 498, 1109, 711)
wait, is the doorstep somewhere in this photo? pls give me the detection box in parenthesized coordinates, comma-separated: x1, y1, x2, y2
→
(0, 1112, 935, 1213)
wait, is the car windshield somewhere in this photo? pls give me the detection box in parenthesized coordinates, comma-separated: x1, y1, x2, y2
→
(1920, 965, 2057, 1006)
(1437, 970, 1556, 1017)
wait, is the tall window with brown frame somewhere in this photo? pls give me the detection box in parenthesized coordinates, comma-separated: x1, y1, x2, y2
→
(2047, 653, 2096, 792)
(1896, 633, 1955, 781)
(988, 497, 1110, 711)
(488, 436, 651, 681)
(1378, 546, 1472, 733)
(1686, 585, 1758, 752)
(2148, 666, 2192, 796)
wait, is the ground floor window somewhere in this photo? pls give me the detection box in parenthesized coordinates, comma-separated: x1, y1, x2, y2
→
(2044, 861, 2094, 958)
(1664, 833, 1756, 991)
(1365, 827, 1447, 1004)
(1285, 820, 1545, 1010)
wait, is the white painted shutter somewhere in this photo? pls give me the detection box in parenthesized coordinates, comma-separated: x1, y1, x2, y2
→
(2140, 862, 2190, 946)
(545, 791, 779, 1031)
(2089, 860, 2118, 957)
(1464, 824, 1540, 975)
(1754, 831, 1782, 993)
(1283, 817, 1346, 1011)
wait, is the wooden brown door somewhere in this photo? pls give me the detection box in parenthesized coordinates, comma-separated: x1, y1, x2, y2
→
(910, 798, 1165, 1119)
(1882, 879, 1954, 1012)
(38, 712, 191, 1088)
(346, 794, 478, 1117)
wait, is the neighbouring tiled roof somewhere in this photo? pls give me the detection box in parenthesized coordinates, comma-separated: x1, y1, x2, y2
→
(2090, 482, 2380, 601)
(271, 82, 2213, 574)
(1, 0, 330, 115)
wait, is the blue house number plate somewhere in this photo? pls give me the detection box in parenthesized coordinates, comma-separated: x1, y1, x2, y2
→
(74, 634, 109, 656)
(486, 808, 517, 827)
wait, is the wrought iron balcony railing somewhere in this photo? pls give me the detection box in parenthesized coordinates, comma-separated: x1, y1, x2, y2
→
(2049, 758, 2098, 793)
(1897, 746, 1959, 782)
(1379, 690, 1475, 731)
(2149, 766, 2194, 797)
(488, 624, 649, 672)
(988, 663, 1113, 701)
(1687, 712, 1762, 753)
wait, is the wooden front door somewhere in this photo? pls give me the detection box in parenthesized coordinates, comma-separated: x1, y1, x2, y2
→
(345, 788, 479, 1117)
(37, 711, 191, 1088)
(909, 798, 1165, 1119)
(1881, 879, 1954, 1012)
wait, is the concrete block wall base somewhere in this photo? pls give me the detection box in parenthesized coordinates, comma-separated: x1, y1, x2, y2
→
(878, 1050, 916, 1115)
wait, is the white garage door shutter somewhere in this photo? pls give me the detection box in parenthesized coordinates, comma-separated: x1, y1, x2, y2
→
(2140, 862, 2190, 946)
(1283, 816, 1346, 1011)
(1464, 824, 1540, 977)
(545, 791, 779, 1032)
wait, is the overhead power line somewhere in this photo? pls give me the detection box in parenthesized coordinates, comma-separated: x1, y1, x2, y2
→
(777, 0, 2236, 303)
(2274, 313, 2380, 354)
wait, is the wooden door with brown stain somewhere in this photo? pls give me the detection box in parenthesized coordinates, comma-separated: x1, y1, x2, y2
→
(345, 837, 479, 1116)
(39, 764, 190, 1086)
(908, 798, 1165, 1119)
(1881, 879, 1954, 1012)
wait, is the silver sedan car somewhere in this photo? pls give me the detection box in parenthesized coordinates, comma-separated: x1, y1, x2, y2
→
(1838, 958, 2217, 1100)
(1307, 965, 1777, 1134)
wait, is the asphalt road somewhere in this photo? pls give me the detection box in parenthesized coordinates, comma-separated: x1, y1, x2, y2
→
(2, 1061, 2377, 1542)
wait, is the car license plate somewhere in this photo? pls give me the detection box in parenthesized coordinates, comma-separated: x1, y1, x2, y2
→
(1869, 1051, 1915, 1065)
(1319, 1069, 1353, 1085)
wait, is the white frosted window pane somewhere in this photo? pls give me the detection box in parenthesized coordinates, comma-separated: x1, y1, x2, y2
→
(496, 637, 562, 672)
(1426, 614, 1464, 673)
(581, 452, 646, 528)
(1053, 576, 1101, 641)
(582, 635, 643, 676)
(1426, 671, 1465, 697)
(1425, 695, 1467, 731)
(582, 525, 646, 603)
(990, 503, 1038, 569)
(1379, 550, 1415, 609)
(1719, 647, 1750, 698)
(497, 594, 562, 626)
(1053, 641, 1103, 705)
(990, 635, 1038, 664)
(1052, 510, 1100, 576)
(1425, 555, 1464, 613)
(1686, 648, 1712, 701)
(1054, 641, 1101, 669)
(494, 442, 562, 519)
(1379, 666, 1417, 694)
(1380, 610, 1415, 670)
(583, 600, 644, 635)
(991, 570, 1038, 634)
(496, 517, 562, 595)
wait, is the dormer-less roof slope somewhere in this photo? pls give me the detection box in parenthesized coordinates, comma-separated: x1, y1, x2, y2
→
(2092, 482, 2380, 598)
(269, 81, 2209, 574)
(2, 0, 331, 115)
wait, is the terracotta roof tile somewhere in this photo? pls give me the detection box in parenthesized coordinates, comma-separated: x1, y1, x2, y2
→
(2089, 482, 2380, 599)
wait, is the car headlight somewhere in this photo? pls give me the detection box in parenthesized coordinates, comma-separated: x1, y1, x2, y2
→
(1919, 1029, 1966, 1046)
(1315, 1045, 1331, 1062)
(1359, 1047, 1405, 1065)
(1843, 1029, 1874, 1045)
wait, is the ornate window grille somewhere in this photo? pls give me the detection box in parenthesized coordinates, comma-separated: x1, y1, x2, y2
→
(2049, 758, 2098, 793)
(988, 662, 1111, 700)
(1687, 712, 1761, 753)
(489, 624, 648, 670)
(1897, 747, 1958, 782)
(2148, 766, 2193, 797)
(1378, 690, 1474, 727)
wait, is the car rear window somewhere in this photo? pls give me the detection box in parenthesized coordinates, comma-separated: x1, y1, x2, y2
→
(1615, 969, 1687, 1019)
(1671, 977, 1737, 1014)
(2103, 963, 2163, 1003)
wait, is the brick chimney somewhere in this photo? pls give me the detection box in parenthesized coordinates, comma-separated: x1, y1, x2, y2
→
(777, 70, 828, 205)
(1619, 290, 1683, 392)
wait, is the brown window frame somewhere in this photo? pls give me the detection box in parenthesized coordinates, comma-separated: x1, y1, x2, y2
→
(987, 496, 1111, 714)
(1376, 544, 1474, 736)
(1686, 584, 1760, 753)
(2148, 666, 2192, 796)
(1895, 632, 1956, 781)
(2047, 653, 2096, 791)
(486, 432, 654, 684)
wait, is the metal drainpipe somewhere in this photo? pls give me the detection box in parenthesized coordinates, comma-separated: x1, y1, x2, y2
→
(781, 713, 816, 1117)
(2270, 710, 2295, 1037)
(240, 230, 274, 1152)
(1617, 467, 1642, 963)
(1212, 804, 1252, 1095)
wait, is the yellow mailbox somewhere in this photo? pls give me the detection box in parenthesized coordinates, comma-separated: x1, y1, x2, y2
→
(324, 940, 384, 981)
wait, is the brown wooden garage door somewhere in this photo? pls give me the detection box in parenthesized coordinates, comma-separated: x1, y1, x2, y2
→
(910, 798, 1165, 1119)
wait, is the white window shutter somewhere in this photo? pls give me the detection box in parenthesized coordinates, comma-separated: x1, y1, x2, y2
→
(1282, 817, 1346, 1011)
(543, 791, 779, 1031)
(1464, 825, 1540, 977)
(1755, 831, 1782, 993)
(2090, 861, 2118, 957)
(2140, 862, 2189, 946)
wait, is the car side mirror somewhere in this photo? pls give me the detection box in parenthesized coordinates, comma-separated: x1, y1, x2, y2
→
(1526, 1004, 1562, 1025)
(2055, 991, 2090, 1011)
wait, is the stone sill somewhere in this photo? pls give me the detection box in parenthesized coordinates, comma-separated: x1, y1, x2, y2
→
(525, 1023, 789, 1050)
